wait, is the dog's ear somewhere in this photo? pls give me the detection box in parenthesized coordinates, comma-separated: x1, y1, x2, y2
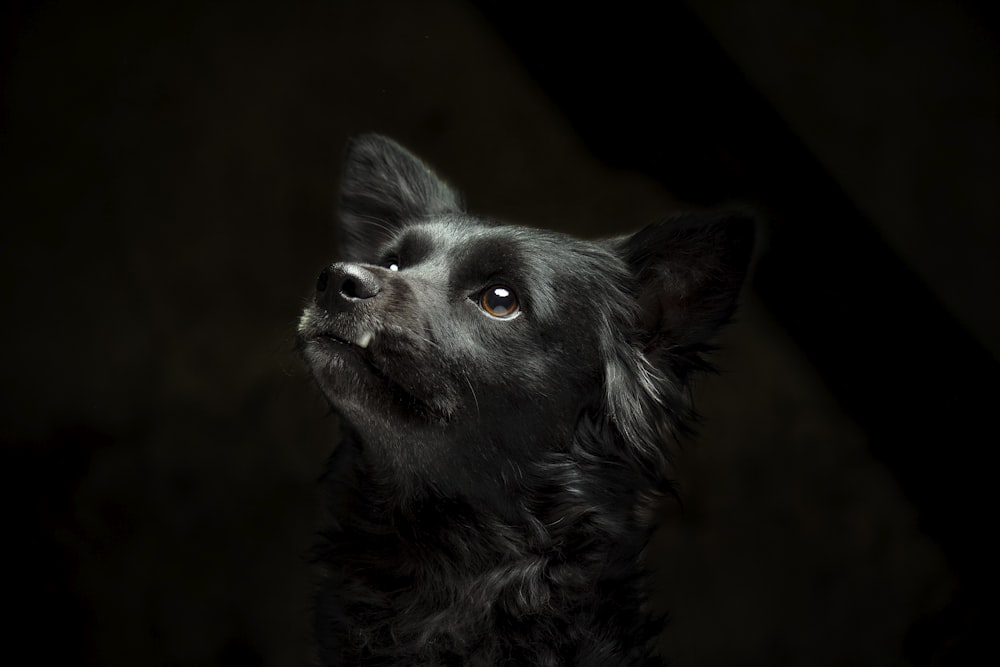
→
(614, 210, 755, 373)
(595, 211, 753, 480)
(337, 134, 463, 261)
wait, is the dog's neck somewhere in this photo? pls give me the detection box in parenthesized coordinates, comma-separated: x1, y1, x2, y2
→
(326, 428, 657, 597)
(332, 423, 656, 541)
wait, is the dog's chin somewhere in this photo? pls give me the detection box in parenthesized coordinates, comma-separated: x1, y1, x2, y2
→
(301, 335, 451, 425)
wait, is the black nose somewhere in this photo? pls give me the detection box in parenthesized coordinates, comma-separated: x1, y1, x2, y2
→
(316, 263, 382, 312)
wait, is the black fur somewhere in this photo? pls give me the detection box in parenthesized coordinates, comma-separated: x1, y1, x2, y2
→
(297, 135, 754, 665)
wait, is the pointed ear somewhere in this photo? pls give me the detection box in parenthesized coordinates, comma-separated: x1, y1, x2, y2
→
(614, 210, 755, 368)
(337, 134, 463, 261)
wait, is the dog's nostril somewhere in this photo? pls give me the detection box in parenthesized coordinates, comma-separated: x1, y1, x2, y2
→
(317, 263, 381, 311)
(316, 269, 330, 293)
(340, 277, 363, 299)
(337, 265, 381, 300)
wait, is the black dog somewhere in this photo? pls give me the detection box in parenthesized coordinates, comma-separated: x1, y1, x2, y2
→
(297, 135, 753, 665)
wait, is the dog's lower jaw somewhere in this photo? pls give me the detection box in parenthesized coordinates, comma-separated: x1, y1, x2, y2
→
(301, 335, 459, 428)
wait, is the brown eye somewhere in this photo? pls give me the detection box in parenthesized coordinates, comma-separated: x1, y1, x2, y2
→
(480, 286, 519, 319)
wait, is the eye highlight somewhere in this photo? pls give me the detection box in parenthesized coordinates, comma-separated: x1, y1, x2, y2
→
(479, 285, 519, 319)
(383, 256, 400, 272)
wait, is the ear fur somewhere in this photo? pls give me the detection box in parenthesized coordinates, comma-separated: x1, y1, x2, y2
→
(600, 211, 754, 476)
(337, 134, 463, 261)
(615, 210, 755, 376)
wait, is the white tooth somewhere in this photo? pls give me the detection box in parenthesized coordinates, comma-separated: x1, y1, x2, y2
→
(297, 310, 311, 333)
(356, 332, 373, 349)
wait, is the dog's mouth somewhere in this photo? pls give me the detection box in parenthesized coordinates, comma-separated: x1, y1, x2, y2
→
(307, 327, 449, 423)
(316, 330, 375, 358)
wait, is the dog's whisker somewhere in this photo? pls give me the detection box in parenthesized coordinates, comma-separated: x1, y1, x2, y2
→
(463, 371, 480, 419)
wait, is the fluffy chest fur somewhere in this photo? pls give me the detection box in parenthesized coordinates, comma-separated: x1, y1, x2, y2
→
(316, 435, 663, 666)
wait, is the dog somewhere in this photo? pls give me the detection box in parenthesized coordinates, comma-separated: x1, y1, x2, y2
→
(297, 134, 753, 665)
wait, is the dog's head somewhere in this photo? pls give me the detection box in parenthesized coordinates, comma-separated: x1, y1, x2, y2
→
(298, 135, 753, 503)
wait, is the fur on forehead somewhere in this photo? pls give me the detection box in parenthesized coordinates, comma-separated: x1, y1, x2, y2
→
(385, 217, 635, 325)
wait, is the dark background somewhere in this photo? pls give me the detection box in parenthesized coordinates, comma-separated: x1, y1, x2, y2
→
(2, 1, 998, 665)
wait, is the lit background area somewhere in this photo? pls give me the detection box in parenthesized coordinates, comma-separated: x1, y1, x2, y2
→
(2, 1, 996, 665)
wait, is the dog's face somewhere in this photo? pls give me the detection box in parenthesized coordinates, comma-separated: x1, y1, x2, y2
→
(299, 215, 630, 475)
(299, 135, 753, 500)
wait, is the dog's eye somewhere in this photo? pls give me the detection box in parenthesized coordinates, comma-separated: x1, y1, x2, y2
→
(480, 286, 519, 319)
(384, 257, 400, 272)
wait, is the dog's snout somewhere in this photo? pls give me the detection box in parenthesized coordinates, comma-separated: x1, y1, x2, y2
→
(316, 263, 382, 312)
